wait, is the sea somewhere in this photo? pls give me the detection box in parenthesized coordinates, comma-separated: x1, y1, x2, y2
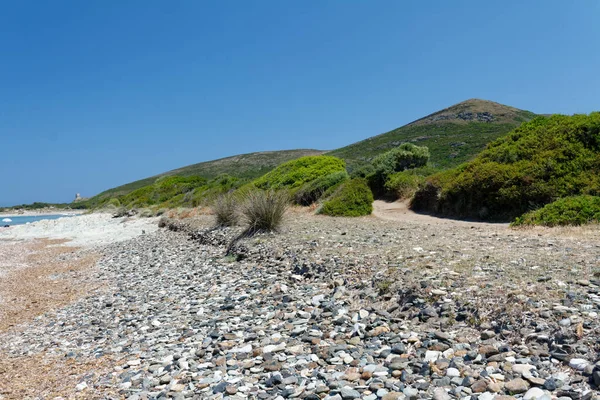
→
(1, 214, 75, 226)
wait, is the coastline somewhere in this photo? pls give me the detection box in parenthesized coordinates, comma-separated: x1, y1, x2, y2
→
(0, 209, 84, 218)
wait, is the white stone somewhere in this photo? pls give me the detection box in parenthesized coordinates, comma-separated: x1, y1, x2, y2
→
(569, 358, 589, 371)
(446, 367, 460, 377)
(263, 343, 286, 353)
(512, 364, 535, 374)
(523, 387, 548, 400)
(424, 350, 442, 362)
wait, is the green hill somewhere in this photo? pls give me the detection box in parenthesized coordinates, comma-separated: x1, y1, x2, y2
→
(89, 149, 324, 205)
(328, 99, 536, 171)
(83, 99, 539, 209)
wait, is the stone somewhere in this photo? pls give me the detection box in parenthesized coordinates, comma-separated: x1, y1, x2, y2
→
(504, 378, 529, 394)
(568, 358, 589, 371)
(340, 386, 361, 399)
(433, 388, 450, 400)
(523, 387, 546, 400)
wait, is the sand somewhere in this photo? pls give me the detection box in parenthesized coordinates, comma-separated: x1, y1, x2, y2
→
(0, 213, 159, 247)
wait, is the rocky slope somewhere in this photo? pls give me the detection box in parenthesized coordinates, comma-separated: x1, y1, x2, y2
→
(1, 212, 599, 399)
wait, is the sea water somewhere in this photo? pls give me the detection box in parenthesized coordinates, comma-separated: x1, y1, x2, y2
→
(1, 214, 75, 226)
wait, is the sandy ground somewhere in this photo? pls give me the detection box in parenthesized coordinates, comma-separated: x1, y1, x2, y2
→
(372, 199, 510, 228)
(0, 214, 158, 399)
(0, 213, 159, 247)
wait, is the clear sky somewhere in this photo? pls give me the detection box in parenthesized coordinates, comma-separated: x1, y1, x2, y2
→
(1, 1, 598, 206)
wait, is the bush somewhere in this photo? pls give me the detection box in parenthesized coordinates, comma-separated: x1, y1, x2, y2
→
(385, 171, 425, 200)
(368, 143, 430, 196)
(241, 190, 289, 232)
(294, 171, 349, 206)
(107, 198, 121, 208)
(412, 113, 600, 220)
(513, 195, 600, 226)
(252, 156, 346, 191)
(319, 178, 374, 217)
(212, 192, 239, 227)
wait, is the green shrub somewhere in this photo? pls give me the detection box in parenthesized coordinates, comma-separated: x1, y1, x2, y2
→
(349, 163, 376, 179)
(513, 195, 600, 226)
(212, 192, 239, 227)
(412, 113, 600, 220)
(107, 198, 121, 208)
(242, 190, 289, 232)
(294, 171, 349, 206)
(368, 143, 430, 196)
(319, 178, 374, 217)
(385, 171, 425, 200)
(121, 176, 207, 208)
(252, 156, 346, 191)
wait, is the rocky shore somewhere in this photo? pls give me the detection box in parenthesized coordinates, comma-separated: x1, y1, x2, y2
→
(1, 211, 600, 399)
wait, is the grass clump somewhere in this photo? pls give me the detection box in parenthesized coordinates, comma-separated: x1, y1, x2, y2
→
(252, 156, 346, 191)
(294, 170, 349, 206)
(319, 178, 374, 217)
(212, 193, 239, 227)
(412, 113, 600, 220)
(241, 190, 289, 232)
(513, 195, 600, 226)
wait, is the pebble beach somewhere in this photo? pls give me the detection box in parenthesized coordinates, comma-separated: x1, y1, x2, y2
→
(1, 210, 600, 399)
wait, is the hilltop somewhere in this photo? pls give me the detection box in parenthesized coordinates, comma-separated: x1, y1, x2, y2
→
(328, 99, 536, 170)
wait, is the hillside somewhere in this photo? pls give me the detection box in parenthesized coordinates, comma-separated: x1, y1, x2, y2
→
(90, 149, 324, 203)
(412, 112, 600, 221)
(328, 99, 536, 171)
(85, 99, 537, 208)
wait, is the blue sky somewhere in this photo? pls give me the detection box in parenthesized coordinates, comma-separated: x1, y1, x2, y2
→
(1, 1, 598, 206)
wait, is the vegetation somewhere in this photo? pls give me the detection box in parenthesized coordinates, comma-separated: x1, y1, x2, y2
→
(319, 178, 374, 217)
(384, 171, 426, 200)
(329, 99, 536, 172)
(242, 190, 289, 232)
(367, 143, 430, 196)
(294, 170, 349, 206)
(119, 176, 207, 208)
(2, 202, 86, 211)
(412, 112, 600, 221)
(76, 99, 536, 213)
(88, 149, 324, 204)
(252, 155, 346, 191)
(513, 195, 600, 227)
(212, 193, 239, 227)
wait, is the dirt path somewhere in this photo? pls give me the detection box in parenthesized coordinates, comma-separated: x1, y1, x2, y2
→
(372, 199, 510, 229)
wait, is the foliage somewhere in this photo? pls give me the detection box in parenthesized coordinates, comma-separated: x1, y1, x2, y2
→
(294, 171, 349, 206)
(87, 149, 324, 205)
(120, 176, 207, 208)
(107, 198, 121, 208)
(367, 143, 430, 196)
(241, 190, 289, 232)
(252, 156, 346, 191)
(513, 195, 600, 226)
(412, 113, 600, 220)
(384, 171, 426, 200)
(212, 192, 239, 227)
(319, 178, 374, 217)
